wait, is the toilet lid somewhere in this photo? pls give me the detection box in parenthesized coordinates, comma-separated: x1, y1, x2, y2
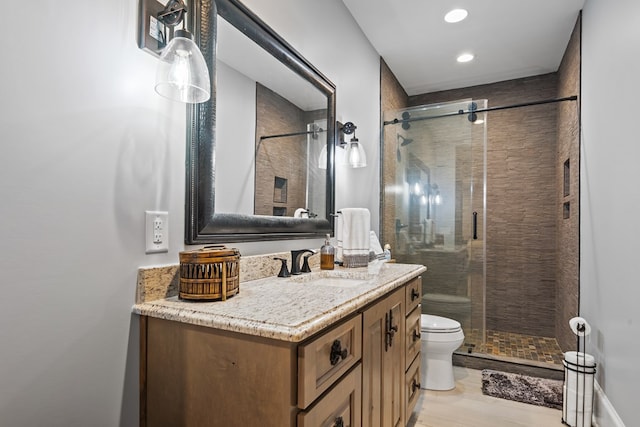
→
(421, 314, 462, 332)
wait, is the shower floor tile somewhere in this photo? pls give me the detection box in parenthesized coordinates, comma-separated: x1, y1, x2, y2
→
(462, 329, 564, 365)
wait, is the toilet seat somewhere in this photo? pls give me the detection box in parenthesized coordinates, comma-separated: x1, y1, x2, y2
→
(421, 314, 462, 333)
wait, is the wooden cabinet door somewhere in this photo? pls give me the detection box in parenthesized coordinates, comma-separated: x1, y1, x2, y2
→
(405, 354, 421, 419)
(298, 315, 362, 408)
(144, 317, 297, 427)
(405, 305, 421, 368)
(362, 287, 405, 427)
(297, 365, 362, 427)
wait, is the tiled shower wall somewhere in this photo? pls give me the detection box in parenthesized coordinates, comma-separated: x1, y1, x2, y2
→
(379, 15, 580, 343)
(255, 83, 307, 216)
(254, 84, 325, 217)
(410, 75, 560, 338)
(380, 59, 409, 251)
(556, 16, 581, 353)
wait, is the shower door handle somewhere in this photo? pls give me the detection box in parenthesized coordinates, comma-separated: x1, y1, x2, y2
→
(473, 212, 478, 240)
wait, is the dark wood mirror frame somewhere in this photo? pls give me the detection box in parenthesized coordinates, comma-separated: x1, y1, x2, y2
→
(185, 0, 337, 244)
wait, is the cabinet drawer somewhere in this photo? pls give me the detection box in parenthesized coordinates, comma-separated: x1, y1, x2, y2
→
(404, 277, 422, 315)
(298, 364, 362, 427)
(405, 355, 421, 419)
(405, 305, 421, 367)
(298, 315, 362, 408)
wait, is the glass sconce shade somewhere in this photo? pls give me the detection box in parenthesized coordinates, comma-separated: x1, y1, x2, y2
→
(433, 191, 443, 205)
(318, 145, 327, 169)
(346, 139, 367, 168)
(155, 29, 211, 103)
(320, 121, 367, 169)
(318, 145, 346, 169)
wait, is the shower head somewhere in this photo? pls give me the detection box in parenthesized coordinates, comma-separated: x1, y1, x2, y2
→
(396, 134, 414, 162)
(398, 134, 414, 146)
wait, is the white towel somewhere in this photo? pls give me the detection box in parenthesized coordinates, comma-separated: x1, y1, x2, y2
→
(340, 208, 370, 267)
(335, 213, 344, 262)
(424, 219, 434, 244)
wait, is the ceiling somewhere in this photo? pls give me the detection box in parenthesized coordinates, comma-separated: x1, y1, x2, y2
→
(341, 0, 585, 95)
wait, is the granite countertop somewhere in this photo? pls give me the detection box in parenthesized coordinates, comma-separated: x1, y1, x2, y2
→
(133, 261, 426, 343)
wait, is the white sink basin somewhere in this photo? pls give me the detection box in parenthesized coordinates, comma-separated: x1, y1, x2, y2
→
(288, 270, 372, 287)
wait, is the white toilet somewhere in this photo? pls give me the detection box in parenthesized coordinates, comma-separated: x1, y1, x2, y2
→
(420, 314, 465, 390)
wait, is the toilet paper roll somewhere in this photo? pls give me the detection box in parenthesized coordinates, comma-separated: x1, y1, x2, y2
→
(294, 208, 309, 218)
(569, 317, 591, 337)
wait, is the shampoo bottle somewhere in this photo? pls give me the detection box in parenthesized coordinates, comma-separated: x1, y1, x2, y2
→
(320, 234, 335, 270)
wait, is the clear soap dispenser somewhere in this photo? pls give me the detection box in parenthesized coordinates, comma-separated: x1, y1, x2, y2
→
(320, 234, 335, 270)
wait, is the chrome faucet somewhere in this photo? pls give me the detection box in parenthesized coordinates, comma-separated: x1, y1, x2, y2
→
(290, 249, 316, 275)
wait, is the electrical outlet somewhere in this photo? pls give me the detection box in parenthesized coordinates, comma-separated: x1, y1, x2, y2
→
(145, 211, 169, 254)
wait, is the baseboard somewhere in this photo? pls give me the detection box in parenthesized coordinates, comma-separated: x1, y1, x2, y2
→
(593, 381, 626, 427)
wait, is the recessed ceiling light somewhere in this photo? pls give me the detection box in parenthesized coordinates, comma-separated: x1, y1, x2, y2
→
(457, 53, 474, 63)
(444, 8, 468, 23)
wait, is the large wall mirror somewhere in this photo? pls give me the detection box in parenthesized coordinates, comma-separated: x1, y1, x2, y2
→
(185, 0, 336, 243)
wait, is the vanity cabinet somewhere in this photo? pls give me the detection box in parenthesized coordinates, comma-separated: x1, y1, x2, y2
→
(140, 273, 423, 427)
(297, 364, 362, 427)
(143, 316, 299, 426)
(404, 277, 422, 419)
(298, 315, 362, 427)
(361, 276, 422, 427)
(143, 314, 362, 427)
(362, 287, 405, 427)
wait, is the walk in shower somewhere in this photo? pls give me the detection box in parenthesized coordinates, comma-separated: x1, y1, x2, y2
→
(382, 97, 575, 369)
(383, 99, 488, 353)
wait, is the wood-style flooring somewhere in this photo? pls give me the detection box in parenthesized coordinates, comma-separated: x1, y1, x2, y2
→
(409, 367, 565, 427)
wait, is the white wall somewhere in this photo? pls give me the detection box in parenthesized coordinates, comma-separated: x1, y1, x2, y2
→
(215, 60, 256, 215)
(0, 0, 380, 425)
(582, 0, 640, 425)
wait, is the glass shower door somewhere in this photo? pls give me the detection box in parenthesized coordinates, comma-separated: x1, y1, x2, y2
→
(382, 99, 487, 352)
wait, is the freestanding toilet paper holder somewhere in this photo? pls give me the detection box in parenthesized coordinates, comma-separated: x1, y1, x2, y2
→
(562, 318, 596, 427)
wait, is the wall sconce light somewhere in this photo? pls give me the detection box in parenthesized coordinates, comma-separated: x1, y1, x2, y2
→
(138, 0, 211, 104)
(318, 144, 346, 169)
(412, 182, 423, 196)
(318, 121, 366, 169)
(430, 184, 443, 205)
(339, 121, 367, 168)
(433, 191, 442, 205)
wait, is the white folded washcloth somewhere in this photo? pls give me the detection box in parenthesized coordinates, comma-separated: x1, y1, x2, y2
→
(340, 208, 370, 267)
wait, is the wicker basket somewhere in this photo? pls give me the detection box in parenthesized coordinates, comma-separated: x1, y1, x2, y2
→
(179, 246, 240, 301)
